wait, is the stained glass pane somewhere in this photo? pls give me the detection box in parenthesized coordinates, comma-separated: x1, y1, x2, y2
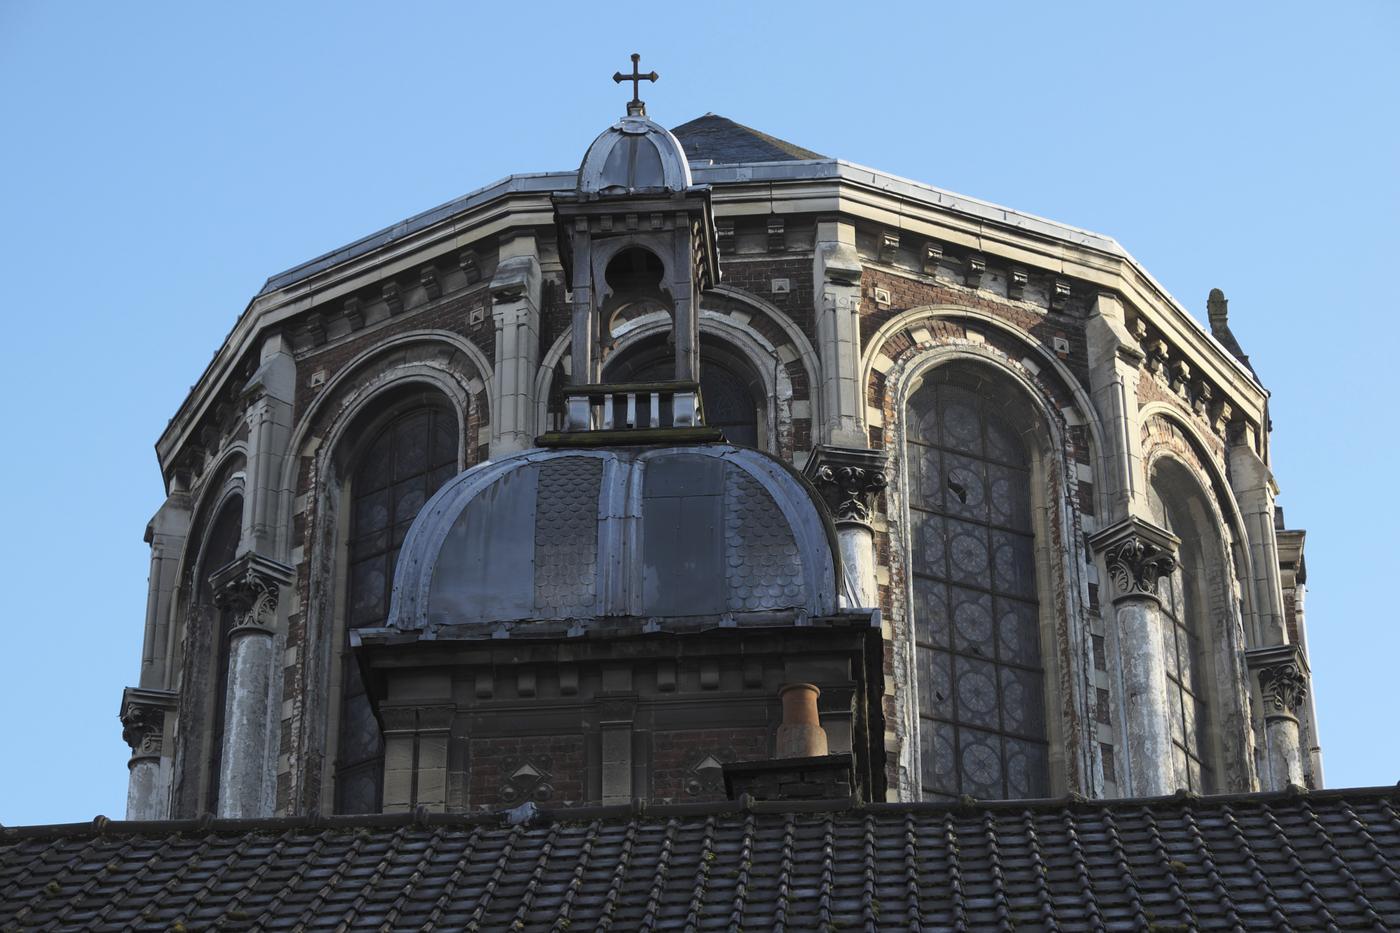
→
(1157, 505, 1215, 793)
(908, 379, 1048, 800)
(336, 405, 459, 815)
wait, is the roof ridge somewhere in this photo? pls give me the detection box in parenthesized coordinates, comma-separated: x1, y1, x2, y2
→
(5, 784, 1398, 840)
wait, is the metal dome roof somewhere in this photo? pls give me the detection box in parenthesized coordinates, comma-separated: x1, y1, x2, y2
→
(577, 114, 694, 199)
(383, 445, 839, 636)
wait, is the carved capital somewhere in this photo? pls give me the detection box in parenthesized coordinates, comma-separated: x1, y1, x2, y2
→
(119, 687, 176, 761)
(210, 553, 293, 634)
(1247, 645, 1309, 719)
(1089, 517, 1180, 601)
(803, 445, 889, 525)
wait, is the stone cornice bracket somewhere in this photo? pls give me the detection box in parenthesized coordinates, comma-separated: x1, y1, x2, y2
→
(210, 552, 294, 634)
(1247, 644, 1310, 720)
(803, 445, 889, 526)
(1089, 516, 1180, 601)
(119, 687, 177, 763)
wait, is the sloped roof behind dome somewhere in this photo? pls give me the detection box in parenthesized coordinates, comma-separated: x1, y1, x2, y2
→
(577, 114, 694, 197)
(384, 445, 839, 634)
(671, 114, 826, 164)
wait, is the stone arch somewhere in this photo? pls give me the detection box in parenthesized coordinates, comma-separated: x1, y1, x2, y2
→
(884, 343, 1097, 801)
(169, 455, 246, 818)
(278, 333, 487, 814)
(862, 305, 1108, 517)
(1140, 410, 1258, 792)
(535, 285, 822, 460)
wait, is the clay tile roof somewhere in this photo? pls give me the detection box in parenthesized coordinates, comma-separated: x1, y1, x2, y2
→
(671, 114, 826, 164)
(3, 787, 1399, 930)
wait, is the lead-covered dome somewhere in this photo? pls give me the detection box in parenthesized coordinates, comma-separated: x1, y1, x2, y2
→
(383, 445, 839, 635)
(577, 114, 694, 198)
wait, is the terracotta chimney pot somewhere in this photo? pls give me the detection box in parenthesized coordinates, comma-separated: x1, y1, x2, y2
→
(776, 683, 828, 758)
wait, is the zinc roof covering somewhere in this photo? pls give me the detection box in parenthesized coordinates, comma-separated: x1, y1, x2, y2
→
(3, 786, 1398, 930)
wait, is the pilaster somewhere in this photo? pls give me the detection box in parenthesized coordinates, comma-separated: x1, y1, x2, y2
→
(1228, 438, 1288, 646)
(813, 221, 867, 448)
(803, 445, 888, 608)
(210, 552, 292, 818)
(120, 686, 177, 820)
(240, 331, 296, 560)
(1089, 516, 1179, 797)
(490, 234, 542, 456)
(1086, 292, 1147, 522)
(140, 491, 191, 690)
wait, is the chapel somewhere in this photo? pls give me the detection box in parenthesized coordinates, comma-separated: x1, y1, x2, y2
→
(110, 58, 1322, 823)
(5, 60, 1392, 933)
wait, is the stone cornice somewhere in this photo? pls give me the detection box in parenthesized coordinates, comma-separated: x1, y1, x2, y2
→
(1089, 516, 1181, 602)
(157, 160, 1269, 482)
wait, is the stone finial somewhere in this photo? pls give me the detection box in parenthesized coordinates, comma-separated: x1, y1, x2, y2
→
(1207, 288, 1229, 332)
(776, 683, 828, 758)
(1089, 516, 1180, 600)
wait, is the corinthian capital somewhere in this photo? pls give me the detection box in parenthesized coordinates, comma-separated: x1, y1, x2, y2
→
(119, 687, 176, 761)
(210, 552, 293, 633)
(803, 445, 889, 525)
(1247, 645, 1310, 719)
(1089, 517, 1180, 601)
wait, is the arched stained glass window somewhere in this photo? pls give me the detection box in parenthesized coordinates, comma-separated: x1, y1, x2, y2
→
(907, 379, 1049, 800)
(1150, 482, 1217, 793)
(334, 405, 458, 814)
(201, 497, 243, 807)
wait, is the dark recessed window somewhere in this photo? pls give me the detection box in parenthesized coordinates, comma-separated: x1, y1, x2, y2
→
(906, 380, 1049, 801)
(335, 406, 457, 815)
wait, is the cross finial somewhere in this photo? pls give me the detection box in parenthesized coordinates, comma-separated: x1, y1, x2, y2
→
(613, 53, 658, 116)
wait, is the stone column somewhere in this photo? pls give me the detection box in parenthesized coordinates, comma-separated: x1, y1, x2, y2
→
(569, 227, 599, 386)
(1229, 435, 1308, 788)
(813, 221, 868, 449)
(1086, 292, 1148, 521)
(490, 234, 542, 456)
(804, 445, 888, 609)
(120, 687, 177, 820)
(210, 554, 292, 818)
(1246, 644, 1309, 789)
(1090, 517, 1180, 797)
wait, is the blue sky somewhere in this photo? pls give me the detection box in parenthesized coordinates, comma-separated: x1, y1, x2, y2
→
(0, 1, 1394, 825)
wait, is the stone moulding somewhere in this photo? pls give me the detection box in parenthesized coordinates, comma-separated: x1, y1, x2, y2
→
(210, 552, 294, 634)
(1246, 644, 1310, 719)
(802, 445, 889, 527)
(1088, 516, 1180, 601)
(119, 687, 177, 763)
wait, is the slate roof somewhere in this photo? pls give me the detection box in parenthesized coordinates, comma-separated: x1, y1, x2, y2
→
(672, 114, 826, 164)
(4, 787, 1399, 931)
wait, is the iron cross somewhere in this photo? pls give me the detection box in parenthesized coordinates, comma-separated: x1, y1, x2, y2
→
(613, 53, 658, 105)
